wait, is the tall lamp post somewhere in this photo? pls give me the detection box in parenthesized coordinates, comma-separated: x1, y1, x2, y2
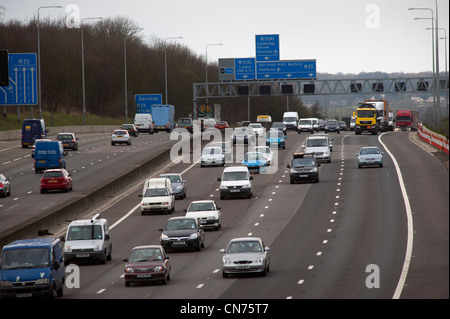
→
(81, 17, 103, 125)
(37, 5, 62, 119)
(205, 43, 222, 104)
(164, 37, 183, 105)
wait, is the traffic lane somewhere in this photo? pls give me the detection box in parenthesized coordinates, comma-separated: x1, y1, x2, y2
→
(219, 132, 406, 299)
(381, 131, 449, 299)
(62, 132, 308, 298)
(0, 133, 174, 235)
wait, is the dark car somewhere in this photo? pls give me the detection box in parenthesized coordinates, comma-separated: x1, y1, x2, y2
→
(123, 245, 171, 286)
(56, 132, 78, 150)
(159, 173, 187, 199)
(270, 122, 287, 135)
(121, 124, 139, 137)
(159, 217, 205, 252)
(287, 153, 320, 183)
(0, 174, 11, 198)
(325, 120, 340, 134)
(40, 168, 73, 193)
(177, 118, 194, 133)
(337, 121, 347, 131)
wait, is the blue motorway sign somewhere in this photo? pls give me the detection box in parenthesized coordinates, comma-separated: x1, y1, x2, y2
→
(0, 53, 37, 105)
(135, 94, 162, 113)
(235, 58, 256, 80)
(255, 34, 280, 62)
(256, 60, 317, 80)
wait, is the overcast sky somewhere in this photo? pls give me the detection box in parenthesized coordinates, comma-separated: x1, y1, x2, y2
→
(2, 0, 449, 75)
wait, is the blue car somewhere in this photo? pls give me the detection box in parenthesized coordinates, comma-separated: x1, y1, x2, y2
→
(266, 130, 286, 149)
(242, 152, 267, 174)
(159, 173, 187, 199)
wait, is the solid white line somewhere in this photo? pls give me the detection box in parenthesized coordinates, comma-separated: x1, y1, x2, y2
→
(110, 203, 140, 230)
(378, 133, 414, 299)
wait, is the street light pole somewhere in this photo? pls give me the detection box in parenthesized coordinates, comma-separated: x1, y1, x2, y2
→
(81, 17, 103, 125)
(164, 37, 183, 105)
(37, 5, 62, 119)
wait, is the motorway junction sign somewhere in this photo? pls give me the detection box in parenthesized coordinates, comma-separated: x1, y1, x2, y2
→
(135, 94, 162, 113)
(0, 53, 37, 106)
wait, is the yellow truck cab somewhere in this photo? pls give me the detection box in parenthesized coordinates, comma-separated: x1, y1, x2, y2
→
(355, 103, 377, 135)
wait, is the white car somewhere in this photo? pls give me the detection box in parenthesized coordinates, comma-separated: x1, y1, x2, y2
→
(251, 146, 274, 166)
(248, 123, 265, 137)
(139, 178, 175, 215)
(184, 200, 221, 230)
(111, 129, 131, 145)
(356, 146, 384, 168)
(302, 136, 331, 163)
(201, 146, 225, 167)
(208, 141, 232, 161)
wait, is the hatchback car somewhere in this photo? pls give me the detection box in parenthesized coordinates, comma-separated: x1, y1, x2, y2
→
(208, 141, 232, 161)
(266, 130, 286, 149)
(248, 123, 265, 137)
(159, 173, 187, 199)
(220, 237, 270, 278)
(40, 168, 72, 193)
(0, 174, 11, 198)
(201, 146, 225, 167)
(178, 117, 194, 133)
(56, 133, 78, 150)
(123, 245, 171, 286)
(270, 122, 287, 135)
(287, 153, 320, 183)
(159, 217, 205, 252)
(232, 127, 255, 145)
(356, 146, 384, 168)
(121, 124, 139, 137)
(111, 129, 131, 145)
(325, 120, 341, 134)
(242, 152, 267, 174)
(337, 121, 347, 131)
(184, 200, 221, 230)
(251, 146, 274, 166)
(215, 121, 229, 131)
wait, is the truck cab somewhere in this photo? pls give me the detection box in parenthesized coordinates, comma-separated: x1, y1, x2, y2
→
(0, 238, 65, 298)
(355, 103, 377, 135)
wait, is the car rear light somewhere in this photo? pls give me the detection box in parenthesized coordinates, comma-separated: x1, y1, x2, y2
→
(0, 183, 3, 187)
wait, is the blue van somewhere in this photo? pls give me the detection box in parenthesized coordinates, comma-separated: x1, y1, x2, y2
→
(0, 238, 65, 298)
(34, 141, 67, 173)
(21, 119, 48, 148)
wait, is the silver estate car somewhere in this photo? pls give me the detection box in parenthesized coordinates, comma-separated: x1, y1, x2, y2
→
(220, 237, 270, 278)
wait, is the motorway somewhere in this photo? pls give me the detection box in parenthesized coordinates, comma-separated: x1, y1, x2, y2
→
(0, 129, 448, 299)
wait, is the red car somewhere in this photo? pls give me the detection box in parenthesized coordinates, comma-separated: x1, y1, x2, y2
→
(123, 245, 171, 286)
(40, 168, 72, 193)
(215, 121, 229, 130)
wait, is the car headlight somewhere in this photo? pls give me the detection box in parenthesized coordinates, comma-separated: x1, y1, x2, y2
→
(0, 281, 12, 287)
(154, 266, 164, 272)
(223, 258, 232, 265)
(65, 245, 72, 252)
(175, 186, 183, 191)
(161, 234, 169, 240)
(36, 278, 50, 285)
(125, 267, 134, 273)
(189, 233, 198, 239)
(255, 257, 264, 264)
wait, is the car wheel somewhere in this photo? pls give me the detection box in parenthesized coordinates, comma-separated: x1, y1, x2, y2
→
(222, 271, 228, 278)
(107, 245, 112, 261)
(125, 281, 131, 287)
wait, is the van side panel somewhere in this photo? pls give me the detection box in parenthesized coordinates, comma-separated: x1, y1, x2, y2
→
(34, 141, 66, 173)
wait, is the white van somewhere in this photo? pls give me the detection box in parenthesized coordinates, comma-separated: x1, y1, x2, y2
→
(62, 214, 112, 265)
(297, 118, 314, 134)
(308, 118, 319, 132)
(134, 113, 154, 134)
(139, 177, 175, 214)
(283, 112, 299, 130)
(218, 166, 253, 199)
(302, 135, 331, 163)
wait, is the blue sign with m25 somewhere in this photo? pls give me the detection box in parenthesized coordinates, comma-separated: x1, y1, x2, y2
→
(0, 53, 38, 106)
(135, 94, 162, 113)
(256, 60, 317, 80)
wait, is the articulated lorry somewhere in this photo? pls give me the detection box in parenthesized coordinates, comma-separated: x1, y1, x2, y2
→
(364, 100, 390, 132)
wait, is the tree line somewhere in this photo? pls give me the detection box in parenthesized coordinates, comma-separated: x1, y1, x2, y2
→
(1, 16, 319, 125)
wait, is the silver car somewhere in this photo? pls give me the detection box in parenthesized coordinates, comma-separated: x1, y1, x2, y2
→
(356, 146, 384, 168)
(111, 129, 131, 146)
(220, 237, 270, 278)
(200, 146, 225, 167)
(0, 174, 11, 198)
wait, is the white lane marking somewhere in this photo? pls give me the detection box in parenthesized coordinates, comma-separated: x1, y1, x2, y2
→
(378, 133, 414, 299)
(196, 284, 204, 289)
(97, 289, 106, 294)
(110, 203, 140, 230)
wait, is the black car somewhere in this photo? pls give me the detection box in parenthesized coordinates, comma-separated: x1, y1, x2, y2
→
(121, 124, 139, 137)
(177, 118, 194, 133)
(56, 132, 78, 150)
(287, 153, 320, 183)
(325, 120, 340, 134)
(159, 217, 205, 252)
(270, 122, 287, 135)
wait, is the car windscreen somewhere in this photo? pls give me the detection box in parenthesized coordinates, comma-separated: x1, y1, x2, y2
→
(179, 119, 192, 124)
(188, 202, 215, 211)
(202, 147, 222, 155)
(299, 120, 311, 125)
(291, 158, 315, 168)
(144, 188, 169, 197)
(360, 148, 380, 155)
(244, 153, 263, 161)
(268, 131, 283, 138)
(57, 134, 73, 140)
(165, 219, 196, 230)
(1, 248, 50, 270)
(129, 248, 163, 262)
(222, 171, 248, 181)
(67, 225, 103, 240)
(227, 241, 262, 253)
(233, 129, 248, 136)
(271, 122, 284, 127)
(357, 110, 376, 117)
(161, 175, 181, 183)
(306, 139, 327, 147)
(114, 130, 127, 135)
(283, 117, 297, 121)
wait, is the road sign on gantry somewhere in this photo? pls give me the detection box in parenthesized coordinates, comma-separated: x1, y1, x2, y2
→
(0, 53, 38, 105)
(256, 60, 316, 80)
(255, 34, 280, 62)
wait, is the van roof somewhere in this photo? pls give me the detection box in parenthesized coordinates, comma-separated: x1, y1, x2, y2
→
(3, 238, 58, 249)
(145, 177, 170, 188)
(223, 166, 249, 173)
